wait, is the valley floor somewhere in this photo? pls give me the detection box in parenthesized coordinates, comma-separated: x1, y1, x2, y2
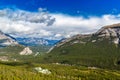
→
(0, 63, 120, 80)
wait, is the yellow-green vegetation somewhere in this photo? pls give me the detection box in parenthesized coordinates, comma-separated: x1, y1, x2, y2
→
(0, 45, 24, 55)
(0, 63, 120, 80)
(1, 38, 120, 80)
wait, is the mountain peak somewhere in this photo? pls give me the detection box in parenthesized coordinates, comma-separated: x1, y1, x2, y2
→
(95, 23, 120, 38)
(50, 23, 120, 50)
(93, 23, 120, 44)
(0, 30, 18, 47)
(104, 23, 120, 29)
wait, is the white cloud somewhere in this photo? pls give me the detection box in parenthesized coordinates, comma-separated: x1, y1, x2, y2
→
(0, 8, 120, 39)
(49, 13, 120, 37)
(52, 13, 120, 30)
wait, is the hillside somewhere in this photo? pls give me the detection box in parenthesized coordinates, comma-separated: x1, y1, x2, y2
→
(1, 63, 120, 80)
(0, 23, 120, 79)
(0, 31, 18, 47)
(46, 23, 120, 70)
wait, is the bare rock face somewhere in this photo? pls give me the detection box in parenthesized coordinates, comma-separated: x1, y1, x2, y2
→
(20, 47, 33, 55)
(55, 34, 91, 48)
(0, 56, 9, 61)
(48, 23, 120, 53)
(95, 23, 120, 44)
(0, 31, 18, 46)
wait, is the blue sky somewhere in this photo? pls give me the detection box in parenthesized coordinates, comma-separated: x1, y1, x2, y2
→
(0, 0, 120, 16)
(0, 0, 120, 39)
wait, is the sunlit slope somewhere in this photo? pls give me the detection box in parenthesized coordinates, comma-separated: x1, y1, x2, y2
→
(47, 23, 120, 70)
(0, 63, 120, 80)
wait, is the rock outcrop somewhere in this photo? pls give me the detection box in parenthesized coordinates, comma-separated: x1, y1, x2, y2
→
(20, 47, 33, 55)
(0, 56, 9, 61)
(95, 23, 120, 44)
(48, 23, 120, 53)
(0, 31, 18, 46)
(34, 67, 51, 74)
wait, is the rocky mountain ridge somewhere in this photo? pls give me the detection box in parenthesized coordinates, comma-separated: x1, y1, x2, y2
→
(16, 37, 58, 46)
(49, 23, 120, 52)
(95, 23, 120, 44)
(0, 31, 18, 47)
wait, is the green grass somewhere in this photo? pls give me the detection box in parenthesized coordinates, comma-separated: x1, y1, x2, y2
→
(1, 37, 120, 79)
(0, 62, 120, 80)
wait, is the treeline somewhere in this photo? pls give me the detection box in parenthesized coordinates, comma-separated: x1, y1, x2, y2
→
(47, 40, 120, 70)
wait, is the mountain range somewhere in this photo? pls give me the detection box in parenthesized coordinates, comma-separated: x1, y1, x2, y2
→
(15, 37, 59, 46)
(0, 30, 59, 47)
(52, 23, 120, 48)
(46, 23, 120, 70)
(1, 23, 120, 79)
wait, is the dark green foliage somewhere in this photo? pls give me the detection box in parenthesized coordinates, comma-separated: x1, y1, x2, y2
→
(0, 36, 120, 79)
(30, 45, 51, 53)
(0, 45, 24, 54)
(47, 38, 120, 70)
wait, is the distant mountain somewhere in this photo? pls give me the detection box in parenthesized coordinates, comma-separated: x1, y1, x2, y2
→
(15, 37, 59, 46)
(50, 23, 120, 48)
(46, 23, 120, 70)
(0, 31, 18, 47)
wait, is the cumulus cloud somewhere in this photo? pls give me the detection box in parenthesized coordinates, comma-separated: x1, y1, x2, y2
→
(51, 14, 120, 33)
(0, 8, 55, 30)
(0, 8, 120, 39)
(47, 13, 120, 39)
